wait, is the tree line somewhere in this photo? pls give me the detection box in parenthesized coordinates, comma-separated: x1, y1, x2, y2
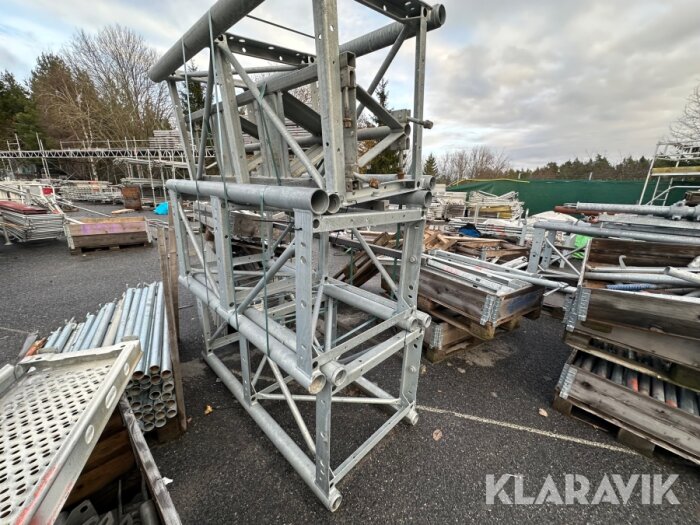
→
(1, 25, 169, 151)
(422, 150, 654, 184)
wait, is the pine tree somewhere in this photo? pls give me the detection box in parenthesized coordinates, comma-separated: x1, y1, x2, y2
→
(367, 79, 400, 174)
(423, 153, 438, 178)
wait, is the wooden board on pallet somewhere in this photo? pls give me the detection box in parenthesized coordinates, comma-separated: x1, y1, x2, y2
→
(568, 320, 700, 374)
(586, 237, 698, 267)
(66, 216, 151, 252)
(584, 288, 700, 340)
(419, 267, 543, 336)
(554, 362, 700, 465)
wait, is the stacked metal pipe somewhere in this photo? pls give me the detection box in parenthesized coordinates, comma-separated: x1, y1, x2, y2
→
(43, 281, 177, 432)
(0, 209, 64, 242)
(573, 344, 699, 416)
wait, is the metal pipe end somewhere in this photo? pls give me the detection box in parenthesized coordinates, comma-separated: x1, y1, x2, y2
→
(161, 370, 173, 380)
(321, 361, 348, 388)
(166, 409, 178, 419)
(406, 408, 419, 426)
(311, 189, 330, 215)
(328, 489, 342, 512)
(308, 371, 326, 395)
(327, 193, 342, 214)
(143, 421, 155, 432)
(429, 4, 447, 28)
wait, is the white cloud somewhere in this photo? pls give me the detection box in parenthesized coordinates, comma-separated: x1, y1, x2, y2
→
(2, 0, 699, 167)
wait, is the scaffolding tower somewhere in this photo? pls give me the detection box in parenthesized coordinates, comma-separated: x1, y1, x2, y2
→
(153, 0, 445, 510)
(639, 140, 700, 205)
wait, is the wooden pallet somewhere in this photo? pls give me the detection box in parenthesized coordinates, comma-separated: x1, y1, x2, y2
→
(70, 241, 151, 255)
(418, 290, 540, 340)
(425, 336, 486, 363)
(564, 329, 700, 391)
(553, 394, 698, 464)
(419, 297, 526, 363)
(553, 359, 700, 465)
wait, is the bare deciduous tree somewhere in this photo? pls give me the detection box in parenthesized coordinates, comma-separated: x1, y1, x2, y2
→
(64, 25, 170, 140)
(436, 146, 510, 183)
(670, 85, 700, 142)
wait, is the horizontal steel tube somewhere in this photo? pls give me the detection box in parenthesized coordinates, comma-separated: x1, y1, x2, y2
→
(183, 274, 325, 393)
(324, 283, 423, 331)
(244, 307, 347, 387)
(585, 272, 697, 286)
(339, 4, 446, 58)
(149, 0, 265, 82)
(166, 179, 329, 214)
(533, 221, 700, 245)
(665, 267, 700, 285)
(389, 190, 432, 207)
(242, 125, 395, 152)
(574, 202, 700, 220)
(205, 352, 342, 511)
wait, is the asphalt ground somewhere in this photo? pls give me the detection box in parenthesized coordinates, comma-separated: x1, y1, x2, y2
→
(0, 203, 698, 524)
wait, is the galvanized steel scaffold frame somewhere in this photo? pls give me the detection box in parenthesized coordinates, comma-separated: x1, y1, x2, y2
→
(638, 140, 700, 206)
(152, 0, 445, 510)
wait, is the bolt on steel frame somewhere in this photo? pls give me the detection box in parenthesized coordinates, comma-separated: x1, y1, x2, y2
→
(150, 0, 445, 511)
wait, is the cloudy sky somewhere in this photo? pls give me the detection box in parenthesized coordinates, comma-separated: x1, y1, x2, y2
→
(2, 0, 699, 167)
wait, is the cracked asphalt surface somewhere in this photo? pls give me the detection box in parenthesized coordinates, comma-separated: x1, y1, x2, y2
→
(0, 204, 697, 524)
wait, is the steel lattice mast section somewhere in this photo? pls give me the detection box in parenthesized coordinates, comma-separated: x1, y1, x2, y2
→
(150, 0, 446, 511)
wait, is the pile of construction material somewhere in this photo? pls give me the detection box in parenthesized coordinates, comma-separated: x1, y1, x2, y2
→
(0, 200, 64, 242)
(545, 205, 700, 463)
(332, 231, 542, 362)
(465, 190, 523, 223)
(333, 230, 529, 289)
(43, 282, 178, 432)
(60, 180, 123, 203)
(417, 251, 543, 361)
(426, 188, 467, 221)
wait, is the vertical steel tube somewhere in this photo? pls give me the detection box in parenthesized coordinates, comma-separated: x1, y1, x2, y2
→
(148, 283, 165, 375)
(62, 322, 83, 353)
(115, 288, 136, 343)
(54, 320, 76, 352)
(89, 302, 116, 348)
(102, 297, 124, 347)
(134, 283, 157, 376)
(124, 287, 145, 338)
(79, 305, 107, 351)
(71, 313, 96, 352)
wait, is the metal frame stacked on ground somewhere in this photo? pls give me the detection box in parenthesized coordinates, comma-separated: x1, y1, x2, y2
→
(151, 0, 445, 511)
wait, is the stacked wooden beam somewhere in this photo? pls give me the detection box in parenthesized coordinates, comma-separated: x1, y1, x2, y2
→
(554, 237, 700, 462)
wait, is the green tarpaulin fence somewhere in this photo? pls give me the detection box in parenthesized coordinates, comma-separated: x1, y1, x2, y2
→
(448, 179, 688, 215)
